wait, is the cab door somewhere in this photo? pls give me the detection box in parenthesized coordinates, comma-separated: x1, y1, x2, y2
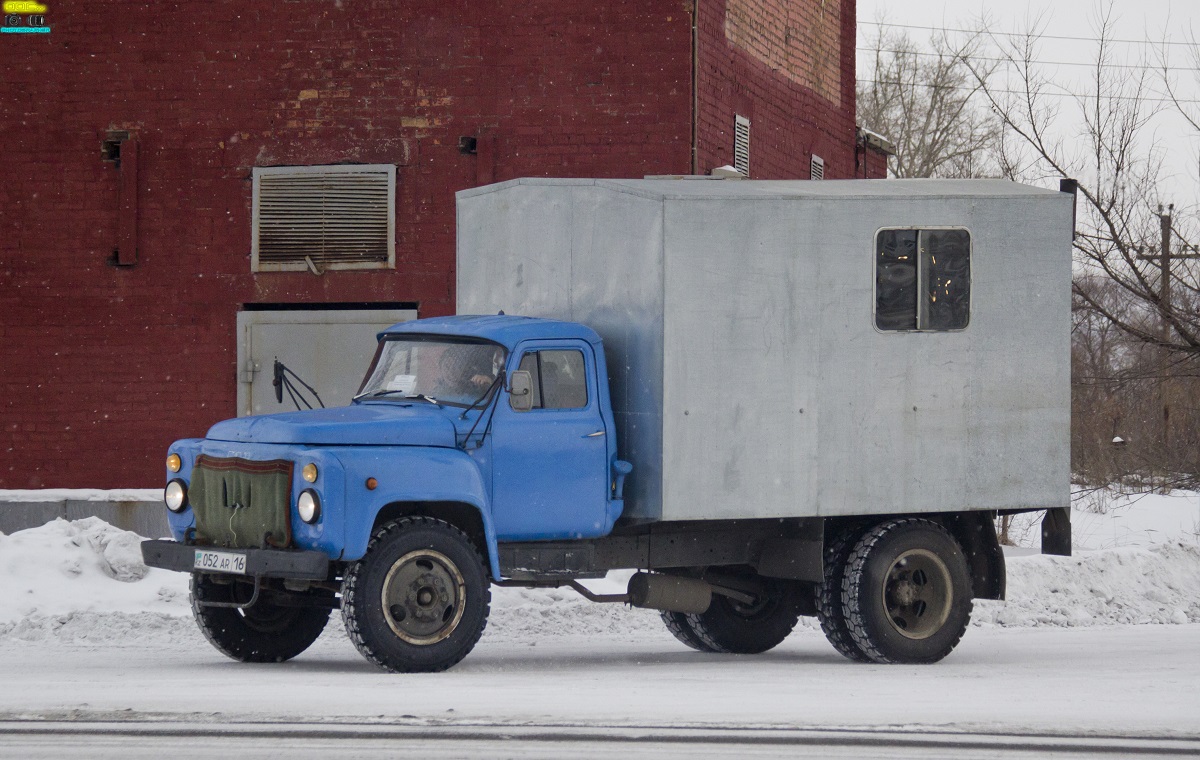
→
(490, 341, 610, 540)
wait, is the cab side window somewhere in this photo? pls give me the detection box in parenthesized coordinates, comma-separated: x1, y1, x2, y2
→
(516, 350, 588, 410)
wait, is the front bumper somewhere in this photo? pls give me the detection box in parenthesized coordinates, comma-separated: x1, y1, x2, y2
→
(141, 540, 331, 580)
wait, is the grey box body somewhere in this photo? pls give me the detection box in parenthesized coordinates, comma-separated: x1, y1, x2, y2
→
(457, 178, 1073, 523)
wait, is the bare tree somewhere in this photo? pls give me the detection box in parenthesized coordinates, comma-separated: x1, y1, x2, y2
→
(1158, 27, 1200, 137)
(969, 7, 1199, 355)
(967, 6, 1200, 486)
(857, 24, 1001, 178)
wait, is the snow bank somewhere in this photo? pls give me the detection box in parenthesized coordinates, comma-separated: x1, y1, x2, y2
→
(0, 518, 191, 643)
(978, 542, 1200, 627)
(977, 487, 1200, 625)
(2, 510, 1199, 646)
(1069, 489, 1200, 549)
(997, 488, 1200, 550)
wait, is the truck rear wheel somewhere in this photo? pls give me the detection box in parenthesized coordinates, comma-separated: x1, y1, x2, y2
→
(684, 575, 803, 654)
(815, 529, 871, 662)
(841, 519, 972, 664)
(342, 517, 490, 673)
(660, 610, 720, 652)
(190, 574, 332, 663)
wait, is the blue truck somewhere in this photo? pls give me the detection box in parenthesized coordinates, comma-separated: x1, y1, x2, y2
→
(143, 178, 1074, 672)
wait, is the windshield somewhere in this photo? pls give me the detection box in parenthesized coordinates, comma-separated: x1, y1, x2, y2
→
(356, 338, 506, 407)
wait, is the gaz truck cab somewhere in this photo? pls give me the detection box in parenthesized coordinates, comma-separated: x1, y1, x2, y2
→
(144, 315, 633, 672)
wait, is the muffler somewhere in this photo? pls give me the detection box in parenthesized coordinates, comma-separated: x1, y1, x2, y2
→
(627, 572, 712, 614)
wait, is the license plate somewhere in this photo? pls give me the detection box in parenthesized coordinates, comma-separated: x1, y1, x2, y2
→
(194, 549, 248, 575)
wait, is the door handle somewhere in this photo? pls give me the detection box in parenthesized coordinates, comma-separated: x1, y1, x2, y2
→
(584, 430, 605, 438)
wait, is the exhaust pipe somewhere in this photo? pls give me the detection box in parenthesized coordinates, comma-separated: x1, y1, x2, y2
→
(627, 572, 712, 614)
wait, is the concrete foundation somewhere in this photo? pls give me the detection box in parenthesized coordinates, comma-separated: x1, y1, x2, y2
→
(0, 496, 168, 538)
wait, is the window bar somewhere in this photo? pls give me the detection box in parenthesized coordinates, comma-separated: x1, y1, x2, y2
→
(915, 230, 927, 330)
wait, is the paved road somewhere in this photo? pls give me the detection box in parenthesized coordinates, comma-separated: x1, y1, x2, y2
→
(2, 721, 1199, 759)
(2, 623, 1198, 757)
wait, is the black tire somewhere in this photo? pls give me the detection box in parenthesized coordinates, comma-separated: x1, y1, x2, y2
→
(342, 517, 490, 673)
(815, 529, 871, 662)
(842, 518, 973, 664)
(660, 610, 720, 652)
(190, 574, 332, 663)
(684, 575, 804, 654)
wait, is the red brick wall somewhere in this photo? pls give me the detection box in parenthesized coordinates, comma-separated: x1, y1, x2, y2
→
(1, 0, 860, 488)
(695, 0, 858, 178)
(0, 0, 692, 487)
(856, 144, 890, 179)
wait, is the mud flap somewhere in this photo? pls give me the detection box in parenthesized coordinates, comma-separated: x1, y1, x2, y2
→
(1041, 507, 1072, 556)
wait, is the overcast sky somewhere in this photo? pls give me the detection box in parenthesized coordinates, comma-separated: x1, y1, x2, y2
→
(855, 0, 1200, 206)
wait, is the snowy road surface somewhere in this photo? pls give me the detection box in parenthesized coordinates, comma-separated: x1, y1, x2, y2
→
(1, 493, 1199, 757)
(1, 624, 1198, 758)
(3, 723, 1199, 760)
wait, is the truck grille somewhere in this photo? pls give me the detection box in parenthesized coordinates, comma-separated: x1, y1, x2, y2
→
(189, 455, 294, 549)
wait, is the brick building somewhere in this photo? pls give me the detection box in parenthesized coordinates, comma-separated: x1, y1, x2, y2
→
(1, 0, 885, 488)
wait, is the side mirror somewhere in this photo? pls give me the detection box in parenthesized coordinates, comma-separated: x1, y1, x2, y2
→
(509, 370, 533, 412)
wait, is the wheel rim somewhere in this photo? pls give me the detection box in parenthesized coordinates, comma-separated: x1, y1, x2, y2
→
(880, 548, 952, 640)
(381, 549, 467, 645)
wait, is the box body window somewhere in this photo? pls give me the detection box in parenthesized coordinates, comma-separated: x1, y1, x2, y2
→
(876, 228, 970, 331)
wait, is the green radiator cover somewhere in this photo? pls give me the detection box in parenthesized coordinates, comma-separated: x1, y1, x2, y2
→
(189, 455, 294, 549)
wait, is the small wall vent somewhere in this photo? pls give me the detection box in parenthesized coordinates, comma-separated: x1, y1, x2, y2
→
(252, 164, 396, 273)
(733, 115, 750, 177)
(810, 154, 825, 181)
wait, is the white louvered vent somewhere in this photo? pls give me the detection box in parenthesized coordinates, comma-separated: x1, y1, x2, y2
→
(252, 164, 396, 272)
(810, 154, 825, 180)
(733, 115, 750, 177)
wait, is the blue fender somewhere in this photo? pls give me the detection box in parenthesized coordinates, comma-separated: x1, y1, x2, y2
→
(163, 439, 202, 539)
(334, 446, 502, 580)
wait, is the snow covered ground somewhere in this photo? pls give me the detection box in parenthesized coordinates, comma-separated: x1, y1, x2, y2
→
(1, 488, 1198, 754)
(4, 487, 1197, 642)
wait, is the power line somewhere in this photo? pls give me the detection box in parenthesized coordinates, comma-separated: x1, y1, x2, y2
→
(859, 20, 1199, 48)
(856, 46, 1200, 72)
(856, 78, 1200, 103)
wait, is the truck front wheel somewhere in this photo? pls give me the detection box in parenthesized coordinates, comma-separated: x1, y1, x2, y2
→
(342, 517, 491, 673)
(683, 575, 804, 654)
(841, 518, 972, 664)
(191, 575, 332, 663)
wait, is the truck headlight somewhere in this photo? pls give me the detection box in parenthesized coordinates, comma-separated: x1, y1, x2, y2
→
(302, 463, 319, 483)
(297, 489, 321, 524)
(166, 453, 181, 473)
(165, 479, 189, 513)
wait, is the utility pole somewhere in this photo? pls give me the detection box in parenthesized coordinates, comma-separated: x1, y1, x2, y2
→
(1136, 205, 1200, 463)
(1159, 206, 1173, 339)
(1158, 206, 1172, 461)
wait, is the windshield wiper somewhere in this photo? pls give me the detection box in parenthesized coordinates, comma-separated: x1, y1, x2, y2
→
(273, 359, 325, 411)
(459, 374, 504, 419)
(353, 389, 440, 405)
(457, 374, 505, 450)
